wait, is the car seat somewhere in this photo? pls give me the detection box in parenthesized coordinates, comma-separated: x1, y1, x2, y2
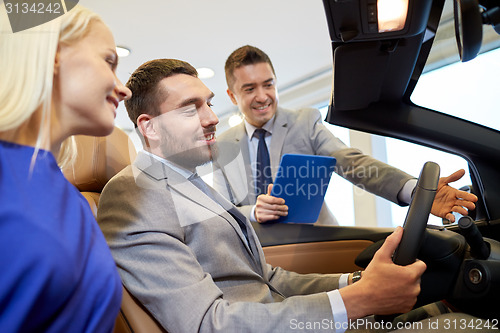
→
(62, 127, 166, 333)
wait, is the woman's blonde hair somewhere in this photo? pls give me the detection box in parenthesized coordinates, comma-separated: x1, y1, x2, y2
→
(0, 5, 102, 168)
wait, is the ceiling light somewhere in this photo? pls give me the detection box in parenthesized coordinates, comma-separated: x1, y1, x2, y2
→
(116, 46, 131, 57)
(228, 114, 243, 127)
(197, 67, 215, 79)
(323, 0, 432, 43)
(377, 0, 409, 32)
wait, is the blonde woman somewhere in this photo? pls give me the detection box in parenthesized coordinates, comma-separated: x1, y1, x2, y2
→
(0, 5, 131, 332)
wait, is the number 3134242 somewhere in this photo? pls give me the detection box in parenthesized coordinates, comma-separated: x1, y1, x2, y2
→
(5, 2, 62, 14)
(443, 318, 498, 330)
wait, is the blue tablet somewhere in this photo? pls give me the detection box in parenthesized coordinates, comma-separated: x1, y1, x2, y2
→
(270, 154, 337, 223)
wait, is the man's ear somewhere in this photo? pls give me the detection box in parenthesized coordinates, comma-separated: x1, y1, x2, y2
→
(137, 114, 159, 143)
(227, 89, 238, 105)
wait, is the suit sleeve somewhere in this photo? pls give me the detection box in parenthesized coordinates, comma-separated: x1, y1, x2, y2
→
(212, 158, 255, 220)
(304, 108, 415, 205)
(98, 170, 338, 333)
(266, 264, 342, 297)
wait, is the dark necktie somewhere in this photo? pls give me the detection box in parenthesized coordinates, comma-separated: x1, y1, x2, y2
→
(189, 173, 250, 245)
(255, 129, 272, 196)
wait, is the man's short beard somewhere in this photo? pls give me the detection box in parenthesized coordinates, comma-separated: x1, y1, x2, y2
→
(163, 144, 218, 170)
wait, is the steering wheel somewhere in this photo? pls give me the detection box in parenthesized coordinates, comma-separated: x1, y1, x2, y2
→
(392, 161, 440, 265)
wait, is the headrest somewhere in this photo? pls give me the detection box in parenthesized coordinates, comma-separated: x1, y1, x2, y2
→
(63, 127, 137, 193)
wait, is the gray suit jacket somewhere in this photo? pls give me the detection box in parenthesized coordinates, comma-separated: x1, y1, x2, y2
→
(213, 107, 414, 225)
(98, 151, 341, 333)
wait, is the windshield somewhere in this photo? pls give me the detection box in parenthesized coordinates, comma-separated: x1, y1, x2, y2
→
(411, 4, 500, 132)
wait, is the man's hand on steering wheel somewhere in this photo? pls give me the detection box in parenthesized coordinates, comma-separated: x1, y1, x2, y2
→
(340, 227, 427, 320)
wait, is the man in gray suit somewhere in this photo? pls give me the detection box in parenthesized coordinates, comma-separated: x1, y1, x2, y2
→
(213, 45, 477, 226)
(97, 59, 491, 333)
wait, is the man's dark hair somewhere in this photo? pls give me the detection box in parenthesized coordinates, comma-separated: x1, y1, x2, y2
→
(224, 45, 276, 90)
(125, 59, 198, 127)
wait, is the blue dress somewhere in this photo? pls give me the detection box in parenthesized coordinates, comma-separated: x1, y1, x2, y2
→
(0, 140, 122, 332)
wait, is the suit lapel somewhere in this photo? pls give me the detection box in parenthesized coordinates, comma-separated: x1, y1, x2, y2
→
(134, 151, 260, 264)
(135, 152, 226, 219)
(211, 190, 263, 270)
(269, 108, 289, 178)
(224, 123, 255, 204)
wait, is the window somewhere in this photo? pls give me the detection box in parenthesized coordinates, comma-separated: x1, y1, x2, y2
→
(390, 45, 500, 226)
(319, 106, 355, 226)
(412, 48, 500, 132)
(386, 137, 470, 226)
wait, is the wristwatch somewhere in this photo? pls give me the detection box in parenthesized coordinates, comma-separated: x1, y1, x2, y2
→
(352, 270, 362, 283)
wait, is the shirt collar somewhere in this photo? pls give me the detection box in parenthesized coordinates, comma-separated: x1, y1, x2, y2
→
(141, 150, 194, 179)
(244, 114, 276, 140)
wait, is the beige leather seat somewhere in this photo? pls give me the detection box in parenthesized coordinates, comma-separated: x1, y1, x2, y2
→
(62, 127, 166, 333)
(62, 127, 136, 218)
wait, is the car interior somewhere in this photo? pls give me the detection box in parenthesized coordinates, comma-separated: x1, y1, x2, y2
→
(63, 0, 500, 330)
(320, 0, 500, 320)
